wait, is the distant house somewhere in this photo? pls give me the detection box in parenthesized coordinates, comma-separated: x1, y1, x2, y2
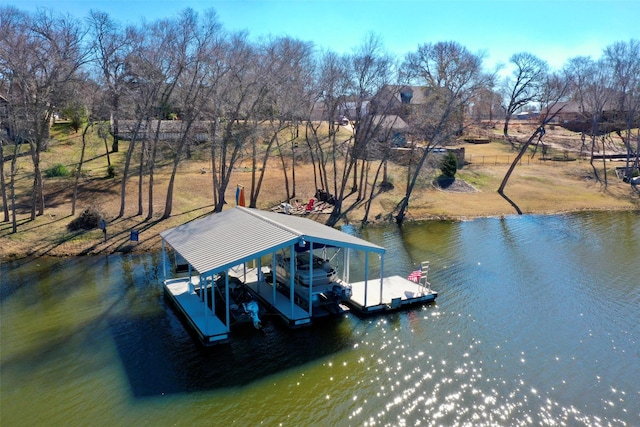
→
(540, 100, 634, 134)
(309, 99, 369, 124)
(370, 85, 430, 121)
(114, 120, 212, 142)
(371, 85, 464, 136)
(540, 101, 585, 124)
(372, 114, 410, 146)
(516, 111, 539, 121)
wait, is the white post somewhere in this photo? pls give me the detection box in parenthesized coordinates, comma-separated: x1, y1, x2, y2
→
(225, 273, 230, 329)
(161, 240, 166, 283)
(203, 275, 208, 335)
(290, 245, 295, 319)
(345, 249, 350, 283)
(192, 266, 199, 299)
(243, 262, 247, 283)
(364, 251, 369, 307)
(272, 253, 277, 304)
(214, 276, 216, 316)
(379, 253, 384, 304)
(308, 242, 313, 318)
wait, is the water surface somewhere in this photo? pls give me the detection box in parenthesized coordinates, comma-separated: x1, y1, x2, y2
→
(2, 211, 638, 426)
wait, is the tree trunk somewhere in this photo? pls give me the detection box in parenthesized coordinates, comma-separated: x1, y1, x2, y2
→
(497, 127, 543, 214)
(72, 123, 91, 216)
(29, 143, 44, 219)
(290, 132, 297, 200)
(251, 132, 278, 207)
(118, 133, 138, 218)
(162, 121, 194, 219)
(0, 140, 8, 222)
(601, 136, 608, 187)
(137, 138, 145, 216)
(503, 115, 515, 148)
(111, 111, 119, 153)
(146, 134, 160, 220)
(362, 158, 385, 224)
(396, 144, 436, 226)
(10, 141, 19, 233)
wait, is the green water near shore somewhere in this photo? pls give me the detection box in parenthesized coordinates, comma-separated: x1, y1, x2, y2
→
(2, 211, 638, 426)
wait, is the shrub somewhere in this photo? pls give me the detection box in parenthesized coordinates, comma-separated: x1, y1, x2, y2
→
(67, 208, 103, 231)
(44, 164, 70, 178)
(440, 151, 458, 178)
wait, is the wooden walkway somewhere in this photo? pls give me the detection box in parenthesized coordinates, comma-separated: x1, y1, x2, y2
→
(163, 278, 230, 345)
(347, 275, 438, 314)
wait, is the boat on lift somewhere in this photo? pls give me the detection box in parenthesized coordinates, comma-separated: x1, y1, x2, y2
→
(274, 252, 338, 286)
(272, 250, 351, 315)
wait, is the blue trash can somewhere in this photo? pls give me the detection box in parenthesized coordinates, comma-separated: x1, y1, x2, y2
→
(130, 230, 139, 241)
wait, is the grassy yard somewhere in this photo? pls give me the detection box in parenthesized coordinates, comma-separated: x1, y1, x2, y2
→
(1, 122, 638, 259)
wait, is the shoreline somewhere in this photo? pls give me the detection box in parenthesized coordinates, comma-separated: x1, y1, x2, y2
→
(2, 204, 637, 261)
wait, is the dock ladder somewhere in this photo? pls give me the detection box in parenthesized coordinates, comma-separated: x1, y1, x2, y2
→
(419, 261, 431, 294)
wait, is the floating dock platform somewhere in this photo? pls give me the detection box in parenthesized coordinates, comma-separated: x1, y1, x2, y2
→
(234, 267, 437, 324)
(347, 275, 438, 314)
(163, 277, 230, 346)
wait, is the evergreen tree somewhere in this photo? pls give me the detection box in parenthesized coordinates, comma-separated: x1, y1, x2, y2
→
(440, 151, 458, 178)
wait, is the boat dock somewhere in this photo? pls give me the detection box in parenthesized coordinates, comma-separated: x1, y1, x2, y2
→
(163, 277, 230, 346)
(159, 207, 438, 346)
(348, 276, 437, 314)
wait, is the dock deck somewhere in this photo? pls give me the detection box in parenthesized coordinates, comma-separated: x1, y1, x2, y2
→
(163, 278, 230, 345)
(164, 269, 437, 342)
(233, 267, 312, 327)
(347, 275, 437, 314)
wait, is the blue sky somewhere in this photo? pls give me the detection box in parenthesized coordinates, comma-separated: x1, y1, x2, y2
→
(10, 0, 640, 74)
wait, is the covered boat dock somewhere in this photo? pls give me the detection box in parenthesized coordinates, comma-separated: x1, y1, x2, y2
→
(159, 207, 437, 345)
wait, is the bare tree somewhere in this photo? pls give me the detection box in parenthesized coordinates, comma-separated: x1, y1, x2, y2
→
(87, 11, 136, 154)
(209, 33, 267, 212)
(498, 72, 569, 213)
(68, 77, 99, 215)
(501, 52, 548, 147)
(565, 55, 613, 184)
(305, 50, 350, 205)
(325, 33, 395, 226)
(162, 9, 223, 219)
(0, 7, 88, 222)
(244, 37, 315, 207)
(604, 39, 640, 183)
(471, 86, 503, 124)
(395, 41, 489, 225)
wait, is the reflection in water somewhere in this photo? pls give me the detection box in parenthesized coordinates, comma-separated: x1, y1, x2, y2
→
(1, 211, 639, 426)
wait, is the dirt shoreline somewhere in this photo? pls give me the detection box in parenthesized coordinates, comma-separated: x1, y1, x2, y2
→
(2, 199, 637, 260)
(2, 123, 639, 260)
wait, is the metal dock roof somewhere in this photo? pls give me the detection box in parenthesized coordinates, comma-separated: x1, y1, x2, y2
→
(160, 207, 385, 277)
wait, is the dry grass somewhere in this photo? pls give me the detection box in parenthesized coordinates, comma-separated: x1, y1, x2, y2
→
(1, 122, 638, 259)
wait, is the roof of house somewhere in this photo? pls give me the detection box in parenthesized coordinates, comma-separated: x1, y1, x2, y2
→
(374, 85, 432, 106)
(160, 207, 385, 276)
(372, 114, 410, 131)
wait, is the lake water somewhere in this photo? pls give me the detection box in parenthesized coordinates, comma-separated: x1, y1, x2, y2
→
(1, 211, 639, 426)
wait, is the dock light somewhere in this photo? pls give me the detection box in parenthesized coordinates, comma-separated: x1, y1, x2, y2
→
(299, 238, 306, 248)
